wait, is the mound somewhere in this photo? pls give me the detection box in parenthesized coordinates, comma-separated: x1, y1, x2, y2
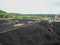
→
(0, 21, 60, 45)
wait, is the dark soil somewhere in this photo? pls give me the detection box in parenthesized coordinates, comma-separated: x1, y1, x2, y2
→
(0, 19, 60, 45)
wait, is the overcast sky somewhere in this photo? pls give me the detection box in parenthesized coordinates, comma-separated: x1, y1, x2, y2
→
(0, 0, 60, 14)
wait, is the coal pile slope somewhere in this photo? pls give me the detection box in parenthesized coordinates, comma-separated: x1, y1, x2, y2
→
(52, 22, 60, 36)
(0, 21, 60, 45)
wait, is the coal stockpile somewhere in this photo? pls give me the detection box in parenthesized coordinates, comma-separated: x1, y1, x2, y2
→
(0, 20, 60, 45)
(52, 22, 60, 37)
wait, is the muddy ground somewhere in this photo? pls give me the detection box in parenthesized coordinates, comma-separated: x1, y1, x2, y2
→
(0, 19, 60, 45)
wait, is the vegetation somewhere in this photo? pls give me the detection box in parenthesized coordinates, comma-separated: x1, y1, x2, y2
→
(0, 10, 59, 20)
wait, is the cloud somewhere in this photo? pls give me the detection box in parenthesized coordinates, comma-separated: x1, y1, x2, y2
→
(52, 0, 60, 7)
(0, 0, 60, 14)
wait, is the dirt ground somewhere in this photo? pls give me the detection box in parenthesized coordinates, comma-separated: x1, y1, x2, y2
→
(0, 19, 60, 45)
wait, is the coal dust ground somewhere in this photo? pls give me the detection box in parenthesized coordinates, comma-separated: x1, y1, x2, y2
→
(0, 19, 60, 45)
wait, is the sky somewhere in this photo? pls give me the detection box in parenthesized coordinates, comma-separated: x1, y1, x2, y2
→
(0, 0, 60, 14)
